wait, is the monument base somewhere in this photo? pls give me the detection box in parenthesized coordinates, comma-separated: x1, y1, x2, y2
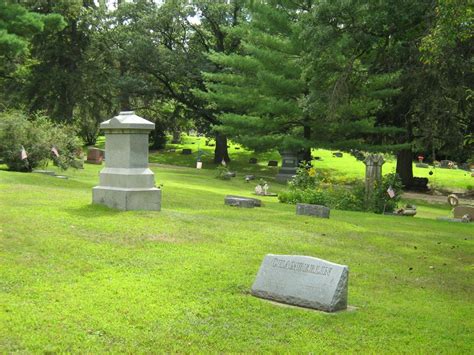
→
(92, 186, 161, 211)
(276, 172, 296, 183)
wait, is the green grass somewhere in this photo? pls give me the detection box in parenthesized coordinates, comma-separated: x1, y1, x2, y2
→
(96, 135, 473, 191)
(1, 163, 473, 353)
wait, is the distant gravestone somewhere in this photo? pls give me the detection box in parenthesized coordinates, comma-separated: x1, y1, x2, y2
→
(415, 163, 429, 168)
(268, 160, 278, 167)
(249, 158, 257, 164)
(33, 169, 56, 176)
(276, 150, 299, 183)
(251, 254, 349, 312)
(224, 171, 236, 178)
(86, 147, 105, 164)
(296, 203, 330, 219)
(225, 195, 261, 208)
(182, 149, 192, 155)
(453, 205, 474, 220)
(333, 152, 343, 158)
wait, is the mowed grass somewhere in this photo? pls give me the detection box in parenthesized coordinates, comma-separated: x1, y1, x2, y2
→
(98, 135, 472, 191)
(1, 163, 473, 353)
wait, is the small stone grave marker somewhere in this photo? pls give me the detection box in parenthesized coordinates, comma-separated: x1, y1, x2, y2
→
(251, 254, 349, 312)
(268, 160, 278, 167)
(182, 148, 192, 155)
(453, 205, 474, 220)
(333, 152, 343, 158)
(86, 147, 105, 164)
(249, 158, 257, 164)
(225, 195, 261, 208)
(33, 169, 56, 176)
(296, 203, 330, 219)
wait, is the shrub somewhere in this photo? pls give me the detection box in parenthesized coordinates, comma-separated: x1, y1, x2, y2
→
(368, 173, 403, 213)
(280, 166, 402, 214)
(288, 163, 319, 190)
(215, 165, 231, 180)
(0, 110, 82, 172)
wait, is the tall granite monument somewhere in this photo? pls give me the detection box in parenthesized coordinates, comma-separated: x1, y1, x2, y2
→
(364, 153, 385, 201)
(276, 150, 300, 183)
(92, 111, 162, 211)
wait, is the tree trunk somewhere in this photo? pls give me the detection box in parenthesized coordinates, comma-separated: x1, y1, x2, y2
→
(301, 125, 312, 162)
(214, 132, 230, 164)
(171, 129, 181, 144)
(396, 149, 413, 188)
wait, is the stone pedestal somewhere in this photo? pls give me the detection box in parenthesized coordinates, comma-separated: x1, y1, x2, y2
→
(364, 154, 385, 201)
(276, 151, 299, 183)
(92, 111, 161, 211)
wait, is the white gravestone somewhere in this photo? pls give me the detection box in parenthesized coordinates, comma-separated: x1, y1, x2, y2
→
(92, 111, 162, 211)
(251, 254, 348, 312)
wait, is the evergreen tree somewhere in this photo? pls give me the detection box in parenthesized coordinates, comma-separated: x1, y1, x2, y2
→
(201, 0, 402, 160)
(0, 1, 65, 106)
(200, 1, 314, 160)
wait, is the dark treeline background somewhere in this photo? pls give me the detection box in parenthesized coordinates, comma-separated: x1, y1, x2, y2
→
(1, 0, 472, 185)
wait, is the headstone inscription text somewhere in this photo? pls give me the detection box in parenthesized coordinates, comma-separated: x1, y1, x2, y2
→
(251, 254, 348, 312)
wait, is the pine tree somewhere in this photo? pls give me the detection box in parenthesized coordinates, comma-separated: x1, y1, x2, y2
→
(200, 1, 313, 159)
(200, 0, 404, 160)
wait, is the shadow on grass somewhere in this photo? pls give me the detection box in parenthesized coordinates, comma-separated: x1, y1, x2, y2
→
(64, 203, 123, 218)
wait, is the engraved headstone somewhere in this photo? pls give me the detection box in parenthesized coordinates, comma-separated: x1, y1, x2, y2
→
(296, 203, 330, 218)
(182, 148, 192, 155)
(251, 254, 348, 312)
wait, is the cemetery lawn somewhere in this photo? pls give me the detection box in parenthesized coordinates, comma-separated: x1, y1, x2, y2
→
(132, 135, 473, 191)
(1, 164, 473, 353)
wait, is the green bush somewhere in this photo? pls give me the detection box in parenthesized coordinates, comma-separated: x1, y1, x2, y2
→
(280, 166, 402, 214)
(215, 165, 231, 180)
(0, 110, 82, 172)
(368, 173, 403, 213)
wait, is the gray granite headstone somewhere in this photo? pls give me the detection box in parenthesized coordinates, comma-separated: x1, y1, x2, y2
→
(251, 254, 348, 312)
(296, 203, 330, 218)
(92, 111, 161, 211)
(225, 195, 261, 208)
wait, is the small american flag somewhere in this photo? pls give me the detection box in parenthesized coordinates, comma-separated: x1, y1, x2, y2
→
(20, 146, 28, 160)
(387, 186, 395, 198)
(51, 146, 59, 157)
